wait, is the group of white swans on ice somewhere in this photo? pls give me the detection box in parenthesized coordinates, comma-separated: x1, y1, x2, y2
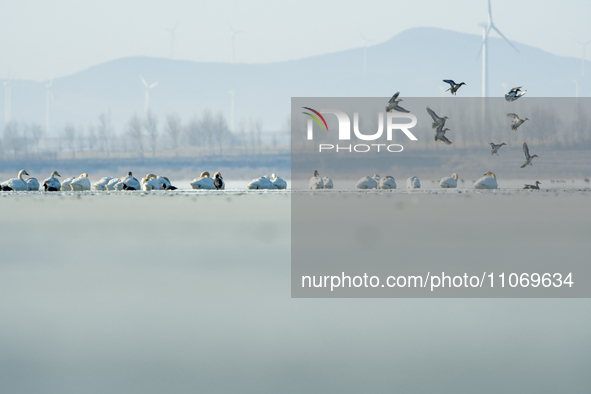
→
(0, 170, 288, 191)
(309, 170, 499, 190)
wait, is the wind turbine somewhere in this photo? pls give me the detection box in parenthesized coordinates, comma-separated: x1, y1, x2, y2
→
(478, 0, 519, 97)
(360, 32, 374, 73)
(140, 76, 159, 116)
(229, 24, 243, 64)
(575, 39, 590, 77)
(45, 76, 53, 134)
(3, 71, 11, 125)
(164, 23, 180, 59)
(229, 89, 235, 133)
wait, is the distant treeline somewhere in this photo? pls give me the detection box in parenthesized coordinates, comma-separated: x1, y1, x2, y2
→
(0, 110, 291, 162)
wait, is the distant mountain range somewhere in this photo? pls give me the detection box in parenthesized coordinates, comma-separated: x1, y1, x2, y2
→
(2, 27, 589, 136)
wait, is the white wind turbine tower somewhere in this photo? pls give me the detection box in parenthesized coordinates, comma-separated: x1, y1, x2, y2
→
(229, 89, 235, 133)
(360, 32, 374, 73)
(229, 24, 243, 64)
(478, 0, 519, 97)
(164, 23, 180, 59)
(45, 76, 53, 134)
(3, 71, 12, 125)
(575, 39, 590, 77)
(140, 76, 159, 116)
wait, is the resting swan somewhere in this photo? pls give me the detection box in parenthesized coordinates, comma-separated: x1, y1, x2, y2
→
(271, 173, 287, 190)
(1, 170, 30, 191)
(406, 176, 421, 189)
(94, 177, 114, 191)
(60, 177, 76, 191)
(474, 171, 498, 189)
(70, 173, 91, 191)
(309, 170, 324, 189)
(121, 172, 141, 191)
(247, 176, 273, 190)
(378, 176, 396, 189)
(43, 171, 61, 192)
(26, 177, 40, 191)
(356, 175, 378, 189)
(439, 173, 458, 188)
(190, 171, 215, 189)
(105, 177, 122, 190)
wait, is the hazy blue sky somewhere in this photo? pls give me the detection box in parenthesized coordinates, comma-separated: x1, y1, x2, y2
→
(1, 0, 590, 81)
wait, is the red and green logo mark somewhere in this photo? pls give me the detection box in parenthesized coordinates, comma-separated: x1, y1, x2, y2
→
(302, 107, 329, 131)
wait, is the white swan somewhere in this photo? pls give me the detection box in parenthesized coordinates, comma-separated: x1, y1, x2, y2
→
(1, 170, 30, 191)
(322, 176, 333, 189)
(271, 173, 287, 190)
(378, 176, 396, 189)
(406, 176, 421, 189)
(105, 177, 121, 190)
(94, 177, 114, 191)
(309, 170, 324, 189)
(474, 171, 498, 189)
(247, 176, 273, 190)
(141, 174, 158, 190)
(439, 173, 458, 188)
(190, 171, 215, 190)
(26, 177, 40, 191)
(60, 177, 75, 191)
(121, 172, 141, 191)
(70, 173, 91, 191)
(43, 171, 61, 191)
(356, 176, 378, 189)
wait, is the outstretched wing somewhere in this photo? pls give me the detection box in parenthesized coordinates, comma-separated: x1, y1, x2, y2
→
(440, 135, 452, 145)
(511, 86, 522, 92)
(506, 113, 519, 121)
(394, 105, 409, 113)
(426, 106, 439, 122)
(388, 92, 400, 103)
(521, 161, 527, 169)
(523, 142, 530, 158)
(443, 79, 455, 87)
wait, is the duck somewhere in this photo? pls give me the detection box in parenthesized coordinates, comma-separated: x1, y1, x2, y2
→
(426, 106, 448, 130)
(506, 113, 529, 131)
(435, 127, 453, 145)
(524, 181, 541, 190)
(214, 172, 225, 190)
(247, 176, 273, 190)
(322, 176, 333, 189)
(356, 175, 378, 189)
(26, 177, 40, 191)
(474, 171, 498, 189)
(43, 171, 62, 192)
(309, 170, 324, 189)
(385, 92, 409, 113)
(406, 176, 421, 189)
(1, 170, 30, 191)
(121, 172, 141, 191)
(443, 80, 466, 95)
(60, 177, 76, 191)
(270, 173, 287, 190)
(490, 142, 506, 156)
(505, 87, 527, 102)
(93, 177, 113, 191)
(190, 171, 215, 189)
(70, 173, 91, 191)
(439, 173, 458, 188)
(378, 176, 396, 189)
(521, 142, 538, 168)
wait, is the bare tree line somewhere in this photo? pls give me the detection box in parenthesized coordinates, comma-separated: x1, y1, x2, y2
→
(0, 110, 289, 161)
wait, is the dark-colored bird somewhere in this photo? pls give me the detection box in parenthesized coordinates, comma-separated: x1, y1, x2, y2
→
(385, 92, 409, 113)
(523, 181, 541, 189)
(490, 142, 506, 156)
(1, 186, 13, 191)
(435, 128, 452, 145)
(426, 106, 448, 130)
(443, 80, 466, 95)
(505, 87, 527, 102)
(521, 142, 538, 168)
(214, 173, 224, 190)
(506, 113, 529, 130)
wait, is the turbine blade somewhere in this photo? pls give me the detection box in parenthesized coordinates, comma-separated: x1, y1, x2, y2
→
(476, 26, 491, 60)
(488, 0, 492, 21)
(140, 76, 147, 87)
(491, 25, 519, 52)
(149, 82, 159, 89)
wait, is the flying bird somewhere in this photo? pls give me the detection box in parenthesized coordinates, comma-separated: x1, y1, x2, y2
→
(443, 80, 466, 95)
(521, 142, 538, 168)
(426, 106, 448, 130)
(506, 113, 529, 131)
(385, 92, 409, 113)
(490, 142, 506, 156)
(435, 128, 452, 145)
(523, 181, 541, 189)
(505, 86, 527, 102)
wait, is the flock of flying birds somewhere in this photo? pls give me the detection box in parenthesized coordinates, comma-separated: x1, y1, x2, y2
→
(383, 82, 541, 189)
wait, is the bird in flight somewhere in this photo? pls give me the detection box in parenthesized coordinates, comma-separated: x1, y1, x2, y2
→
(505, 87, 527, 102)
(506, 113, 529, 131)
(443, 80, 466, 95)
(490, 142, 506, 156)
(385, 92, 409, 113)
(521, 142, 538, 168)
